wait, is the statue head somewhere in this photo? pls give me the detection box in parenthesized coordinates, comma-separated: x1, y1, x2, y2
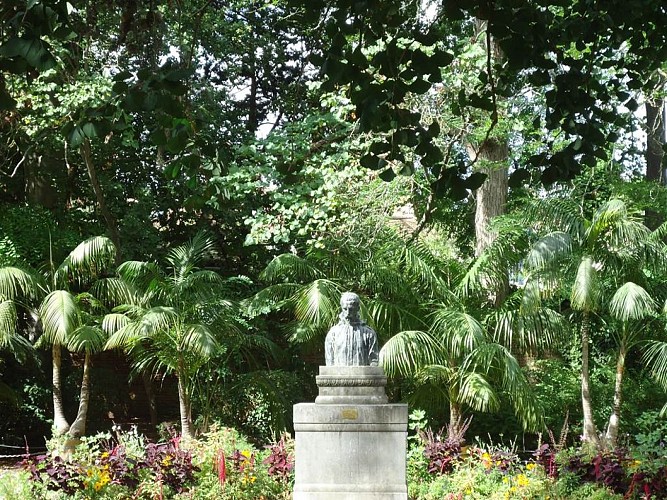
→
(339, 292, 361, 324)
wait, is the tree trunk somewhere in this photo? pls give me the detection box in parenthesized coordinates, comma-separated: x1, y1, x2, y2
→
(80, 139, 122, 259)
(142, 370, 158, 426)
(68, 351, 92, 438)
(177, 357, 193, 439)
(52, 344, 70, 436)
(580, 313, 600, 447)
(645, 97, 665, 229)
(177, 376, 193, 439)
(604, 337, 627, 449)
(469, 138, 509, 306)
(448, 399, 463, 441)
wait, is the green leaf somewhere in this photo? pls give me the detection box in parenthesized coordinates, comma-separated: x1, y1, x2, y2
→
(431, 50, 454, 67)
(69, 125, 85, 147)
(508, 168, 530, 188)
(0, 87, 17, 110)
(427, 121, 440, 138)
(82, 122, 98, 138)
(360, 153, 378, 169)
(379, 167, 396, 181)
(410, 78, 431, 94)
(465, 172, 487, 190)
(0, 36, 57, 71)
(113, 70, 132, 81)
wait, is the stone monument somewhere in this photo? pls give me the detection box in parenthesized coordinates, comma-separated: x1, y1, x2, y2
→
(293, 292, 408, 499)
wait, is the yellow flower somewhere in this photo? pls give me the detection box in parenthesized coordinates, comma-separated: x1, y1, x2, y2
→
(161, 454, 172, 466)
(101, 451, 110, 459)
(502, 477, 509, 483)
(526, 462, 536, 471)
(241, 473, 257, 485)
(516, 474, 530, 487)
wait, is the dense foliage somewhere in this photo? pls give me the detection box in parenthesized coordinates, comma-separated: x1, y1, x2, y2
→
(2, 0, 667, 497)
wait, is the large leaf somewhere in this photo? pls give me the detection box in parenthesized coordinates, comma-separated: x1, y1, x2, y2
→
(524, 231, 572, 271)
(0, 266, 41, 301)
(260, 253, 324, 283)
(609, 282, 656, 322)
(181, 324, 218, 358)
(38, 290, 79, 346)
(0, 35, 57, 71)
(294, 279, 342, 327)
(380, 330, 442, 377)
(66, 325, 105, 354)
(570, 256, 599, 312)
(55, 236, 117, 286)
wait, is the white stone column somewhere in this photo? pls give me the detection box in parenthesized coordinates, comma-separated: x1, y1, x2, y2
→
(293, 366, 408, 500)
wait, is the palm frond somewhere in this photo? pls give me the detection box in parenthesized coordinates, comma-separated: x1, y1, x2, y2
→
(0, 299, 18, 342)
(609, 282, 656, 322)
(140, 306, 179, 334)
(519, 279, 542, 315)
(117, 260, 161, 285)
(166, 232, 215, 285)
(571, 256, 599, 312)
(458, 371, 499, 412)
(587, 198, 629, 244)
(91, 277, 136, 307)
(244, 283, 302, 317)
(643, 340, 667, 390)
(0, 266, 42, 301)
(417, 364, 457, 385)
(55, 236, 116, 286)
(284, 321, 325, 343)
(463, 343, 542, 431)
(397, 242, 451, 298)
(38, 290, 79, 346)
(365, 298, 428, 339)
(489, 308, 563, 353)
(294, 279, 342, 326)
(520, 198, 585, 240)
(66, 325, 105, 353)
(604, 220, 651, 261)
(0, 299, 33, 361)
(181, 324, 218, 358)
(102, 313, 131, 335)
(524, 232, 572, 272)
(104, 322, 145, 350)
(380, 330, 443, 377)
(430, 308, 486, 358)
(458, 226, 525, 298)
(260, 253, 324, 284)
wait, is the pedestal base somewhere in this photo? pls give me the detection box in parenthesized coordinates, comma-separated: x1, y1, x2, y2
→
(293, 402, 408, 500)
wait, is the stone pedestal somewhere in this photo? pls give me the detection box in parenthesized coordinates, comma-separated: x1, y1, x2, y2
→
(293, 366, 408, 500)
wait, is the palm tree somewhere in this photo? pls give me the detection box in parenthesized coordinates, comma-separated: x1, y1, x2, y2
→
(603, 282, 657, 447)
(37, 236, 117, 436)
(380, 273, 563, 437)
(247, 231, 447, 347)
(252, 229, 558, 436)
(0, 237, 117, 437)
(0, 266, 40, 404)
(103, 232, 263, 439)
(508, 198, 665, 447)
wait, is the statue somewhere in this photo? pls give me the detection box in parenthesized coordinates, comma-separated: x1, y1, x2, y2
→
(325, 292, 379, 366)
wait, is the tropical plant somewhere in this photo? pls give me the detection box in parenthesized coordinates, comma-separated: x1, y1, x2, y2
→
(247, 228, 451, 349)
(485, 197, 666, 447)
(379, 282, 560, 437)
(0, 236, 116, 437)
(103, 232, 273, 439)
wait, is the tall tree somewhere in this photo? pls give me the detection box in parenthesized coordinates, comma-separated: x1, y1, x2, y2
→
(103, 232, 272, 438)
